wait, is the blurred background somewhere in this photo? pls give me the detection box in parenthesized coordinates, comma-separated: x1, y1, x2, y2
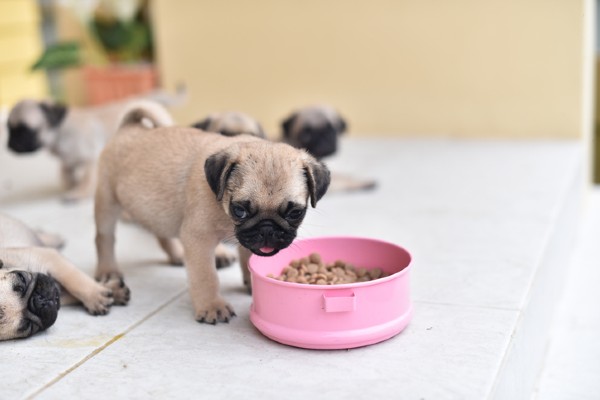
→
(0, 0, 594, 172)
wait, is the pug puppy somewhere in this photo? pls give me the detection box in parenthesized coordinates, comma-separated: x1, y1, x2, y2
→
(94, 101, 330, 324)
(281, 104, 347, 160)
(5, 86, 187, 203)
(0, 212, 129, 341)
(192, 111, 265, 138)
(282, 105, 376, 192)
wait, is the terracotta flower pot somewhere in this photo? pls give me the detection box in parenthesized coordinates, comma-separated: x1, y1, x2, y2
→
(82, 63, 157, 105)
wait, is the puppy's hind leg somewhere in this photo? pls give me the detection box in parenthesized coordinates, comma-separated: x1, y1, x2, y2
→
(34, 230, 65, 249)
(94, 177, 129, 303)
(215, 243, 236, 269)
(157, 237, 184, 265)
(63, 161, 97, 202)
(237, 246, 252, 293)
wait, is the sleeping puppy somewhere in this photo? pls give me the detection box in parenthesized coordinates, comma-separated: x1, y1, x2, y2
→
(0, 212, 129, 341)
(282, 105, 376, 192)
(94, 101, 330, 324)
(192, 111, 266, 138)
(5, 87, 186, 202)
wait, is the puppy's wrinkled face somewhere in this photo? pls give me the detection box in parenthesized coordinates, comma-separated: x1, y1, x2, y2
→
(282, 105, 347, 160)
(205, 141, 330, 256)
(0, 267, 60, 341)
(7, 100, 67, 154)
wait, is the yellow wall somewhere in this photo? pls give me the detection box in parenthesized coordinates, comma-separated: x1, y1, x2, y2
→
(0, 0, 47, 108)
(151, 0, 590, 138)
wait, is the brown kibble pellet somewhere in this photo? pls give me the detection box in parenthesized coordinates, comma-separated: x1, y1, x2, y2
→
(369, 268, 383, 280)
(356, 268, 368, 278)
(316, 279, 327, 285)
(306, 263, 319, 274)
(309, 253, 322, 264)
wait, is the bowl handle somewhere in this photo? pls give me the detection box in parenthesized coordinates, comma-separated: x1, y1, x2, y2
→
(323, 291, 356, 312)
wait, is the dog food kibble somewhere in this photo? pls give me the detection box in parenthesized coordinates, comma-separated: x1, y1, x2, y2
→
(267, 253, 388, 285)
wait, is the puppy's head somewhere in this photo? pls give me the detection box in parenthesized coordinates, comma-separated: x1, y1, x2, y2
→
(0, 261, 60, 341)
(7, 100, 68, 154)
(205, 141, 330, 256)
(281, 105, 347, 160)
(192, 111, 265, 139)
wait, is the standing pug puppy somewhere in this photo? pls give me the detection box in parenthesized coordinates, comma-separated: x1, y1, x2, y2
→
(5, 87, 186, 202)
(0, 213, 128, 341)
(192, 111, 265, 138)
(94, 101, 329, 324)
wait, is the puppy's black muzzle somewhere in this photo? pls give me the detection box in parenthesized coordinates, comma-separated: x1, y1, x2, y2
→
(236, 220, 296, 256)
(305, 130, 338, 160)
(27, 273, 60, 334)
(8, 124, 42, 153)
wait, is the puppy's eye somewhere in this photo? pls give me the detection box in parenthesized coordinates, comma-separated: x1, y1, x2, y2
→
(13, 284, 26, 296)
(286, 209, 305, 221)
(232, 205, 248, 219)
(12, 271, 27, 297)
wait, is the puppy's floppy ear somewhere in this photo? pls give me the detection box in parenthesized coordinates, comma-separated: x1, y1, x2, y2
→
(303, 155, 331, 207)
(205, 150, 236, 201)
(192, 117, 212, 131)
(39, 103, 68, 127)
(281, 113, 298, 139)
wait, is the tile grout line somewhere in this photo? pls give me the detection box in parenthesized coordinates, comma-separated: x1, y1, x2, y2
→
(24, 288, 188, 400)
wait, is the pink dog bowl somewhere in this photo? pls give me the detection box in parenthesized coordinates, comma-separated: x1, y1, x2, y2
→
(249, 236, 412, 349)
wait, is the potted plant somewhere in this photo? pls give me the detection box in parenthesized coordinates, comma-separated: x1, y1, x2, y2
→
(32, 0, 157, 105)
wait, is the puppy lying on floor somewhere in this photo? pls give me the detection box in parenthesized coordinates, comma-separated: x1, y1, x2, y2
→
(5, 87, 186, 202)
(0, 213, 128, 341)
(192, 105, 376, 192)
(95, 101, 330, 324)
(192, 111, 266, 138)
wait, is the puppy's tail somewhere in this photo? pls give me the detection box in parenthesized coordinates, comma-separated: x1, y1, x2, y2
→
(117, 100, 174, 131)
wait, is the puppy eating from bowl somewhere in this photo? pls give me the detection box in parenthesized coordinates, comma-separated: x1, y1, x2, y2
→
(94, 101, 330, 324)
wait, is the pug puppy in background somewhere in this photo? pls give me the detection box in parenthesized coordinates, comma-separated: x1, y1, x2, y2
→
(94, 101, 329, 324)
(282, 105, 376, 192)
(281, 104, 347, 160)
(0, 212, 129, 341)
(192, 111, 265, 138)
(5, 86, 187, 202)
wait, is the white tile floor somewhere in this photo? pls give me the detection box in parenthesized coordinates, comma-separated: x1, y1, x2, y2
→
(534, 188, 600, 400)
(0, 136, 592, 399)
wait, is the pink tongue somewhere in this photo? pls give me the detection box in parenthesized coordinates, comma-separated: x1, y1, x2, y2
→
(260, 247, 274, 253)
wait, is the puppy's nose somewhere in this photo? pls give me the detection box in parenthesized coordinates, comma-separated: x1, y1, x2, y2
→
(28, 274, 60, 331)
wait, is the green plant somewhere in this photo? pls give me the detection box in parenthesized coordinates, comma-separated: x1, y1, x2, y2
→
(31, 0, 152, 71)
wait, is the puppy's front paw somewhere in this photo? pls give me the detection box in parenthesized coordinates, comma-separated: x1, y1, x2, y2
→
(82, 286, 114, 316)
(100, 274, 131, 306)
(195, 299, 236, 324)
